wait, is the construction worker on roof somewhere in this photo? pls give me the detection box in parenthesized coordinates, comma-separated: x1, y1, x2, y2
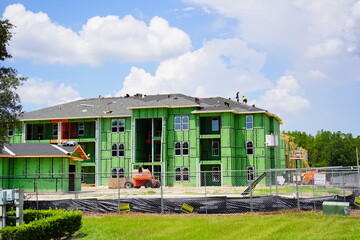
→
(236, 92, 240, 102)
(242, 96, 247, 104)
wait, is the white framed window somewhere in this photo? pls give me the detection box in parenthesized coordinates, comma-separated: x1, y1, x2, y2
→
(246, 115, 253, 130)
(111, 119, 125, 133)
(182, 142, 189, 155)
(52, 124, 58, 137)
(7, 126, 14, 137)
(247, 166, 254, 181)
(78, 122, 85, 136)
(118, 143, 125, 156)
(212, 166, 220, 182)
(246, 141, 254, 155)
(111, 143, 125, 157)
(174, 141, 189, 156)
(174, 116, 189, 131)
(212, 117, 220, 131)
(111, 167, 125, 178)
(212, 141, 220, 156)
(174, 167, 190, 182)
(174, 142, 181, 156)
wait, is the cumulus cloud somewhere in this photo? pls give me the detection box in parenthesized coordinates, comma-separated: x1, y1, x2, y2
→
(255, 76, 310, 115)
(306, 70, 328, 80)
(185, 0, 356, 47)
(116, 38, 272, 98)
(305, 39, 343, 58)
(2, 4, 191, 65)
(17, 78, 81, 107)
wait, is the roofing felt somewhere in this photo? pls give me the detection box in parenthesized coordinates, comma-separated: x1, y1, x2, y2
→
(21, 93, 275, 120)
(0, 143, 77, 157)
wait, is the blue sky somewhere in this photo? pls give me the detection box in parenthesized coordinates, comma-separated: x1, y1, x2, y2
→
(1, 0, 360, 136)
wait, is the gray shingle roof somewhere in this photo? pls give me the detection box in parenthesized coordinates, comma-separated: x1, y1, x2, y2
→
(0, 143, 77, 157)
(21, 93, 273, 120)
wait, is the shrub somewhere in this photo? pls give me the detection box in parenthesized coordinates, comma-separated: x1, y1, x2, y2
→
(1, 209, 82, 240)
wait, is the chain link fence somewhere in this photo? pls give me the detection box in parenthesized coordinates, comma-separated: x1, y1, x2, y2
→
(3, 167, 360, 214)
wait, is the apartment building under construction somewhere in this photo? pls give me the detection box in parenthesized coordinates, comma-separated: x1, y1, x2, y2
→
(8, 93, 286, 187)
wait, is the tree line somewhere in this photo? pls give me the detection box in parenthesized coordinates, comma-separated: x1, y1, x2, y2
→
(283, 130, 360, 167)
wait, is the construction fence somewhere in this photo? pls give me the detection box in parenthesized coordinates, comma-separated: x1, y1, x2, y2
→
(3, 167, 360, 214)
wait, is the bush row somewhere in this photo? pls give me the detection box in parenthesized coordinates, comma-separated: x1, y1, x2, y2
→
(1, 209, 82, 240)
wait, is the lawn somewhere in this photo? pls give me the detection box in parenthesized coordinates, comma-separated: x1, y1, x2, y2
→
(78, 211, 360, 240)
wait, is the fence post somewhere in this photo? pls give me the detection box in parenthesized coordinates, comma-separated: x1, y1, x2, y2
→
(312, 178, 316, 210)
(35, 175, 39, 210)
(117, 172, 120, 211)
(275, 170, 279, 196)
(269, 171, 272, 195)
(74, 172, 78, 200)
(250, 182, 254, 213)
(160, 171, 164, 214)
(204, 171, 208, 215)
(342, 169, 346, 202)
(295, 169, 300, 211)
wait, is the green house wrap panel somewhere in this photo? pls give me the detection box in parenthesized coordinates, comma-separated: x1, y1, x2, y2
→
(11, 96, 284, 188)
(0, 157, 82, 192)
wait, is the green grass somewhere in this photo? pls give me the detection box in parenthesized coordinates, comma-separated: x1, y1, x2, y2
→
(79, 212, 360, 240)
(253, 186, 344, 195)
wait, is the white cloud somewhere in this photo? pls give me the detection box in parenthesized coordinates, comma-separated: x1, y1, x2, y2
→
(116, 38, 272, 98)
(305, 39, 343, 58)
(183, 7, 195, 11)
(17, 78, 81, 107)
(255, 76, 310, 115)
(2, 4, 191, 65)
(185, 0, 355, 47)
(307, 70, 328, 80)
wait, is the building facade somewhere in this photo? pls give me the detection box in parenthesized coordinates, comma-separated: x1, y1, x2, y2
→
(8, 94, 285, 187)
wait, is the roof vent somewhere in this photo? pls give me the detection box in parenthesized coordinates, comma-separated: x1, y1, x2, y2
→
(62, 141, 77, 146)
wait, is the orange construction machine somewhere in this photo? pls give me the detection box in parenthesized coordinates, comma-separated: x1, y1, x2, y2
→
(124, 166, 161, 189)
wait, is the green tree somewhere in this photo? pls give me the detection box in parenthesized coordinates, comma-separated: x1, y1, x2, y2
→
(0, 19, 26, 148)
(283, 129, 359, 167)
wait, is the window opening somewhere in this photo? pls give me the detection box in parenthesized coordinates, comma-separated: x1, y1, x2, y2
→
(78, 122, 85, 136)
(111, 167, 125, 178)
(174, 142, 181, 156)
(246, 115, 253, 130)
(174, 167, 190, 182)
(212, 141, 220, 156)
(212, 166, 220, 182)
(174, 116, 189, 131)
(7, 126, 14, 137)
(174, 141, 189, 156)
(118, 143, 125, 157)
(175, 167, 182, 181)
(246, 141, 254, 155)
(111, 119, 125, 133)
(212, 117, 220, 131)
(247, 166, 254, 181)
(112, 144, 118, 157)
(112, 143, 125, 157)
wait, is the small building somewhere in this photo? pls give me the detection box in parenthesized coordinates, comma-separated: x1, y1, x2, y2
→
(0, 142, 88, 192)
